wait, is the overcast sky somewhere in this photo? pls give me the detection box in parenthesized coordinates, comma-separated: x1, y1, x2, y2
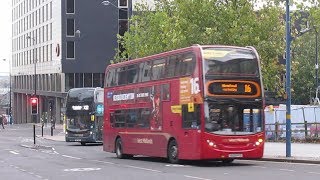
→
(0, 0, 11, 75)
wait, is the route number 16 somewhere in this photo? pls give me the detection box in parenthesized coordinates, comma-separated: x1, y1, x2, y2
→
(190, 77, 200, 94)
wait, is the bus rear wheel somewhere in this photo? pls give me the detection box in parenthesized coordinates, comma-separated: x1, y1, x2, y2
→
(167, 140, 180, 164)
(115, 138, 132, 159)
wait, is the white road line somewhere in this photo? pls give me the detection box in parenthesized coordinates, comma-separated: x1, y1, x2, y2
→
(184, 175, 214, 180)
(308, 171, 320, 175)
(35, 175, 42, 178)
(62, 155, 82, 160)
(124, 165, 162, 173)
(92, 160, 115, 165)
(279, 169, 295, 172)
(9, 151, 19, 155)
(252, 165, 267, 168)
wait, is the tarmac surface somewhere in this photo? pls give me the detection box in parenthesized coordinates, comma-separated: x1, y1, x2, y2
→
(6, 123, 320, 164)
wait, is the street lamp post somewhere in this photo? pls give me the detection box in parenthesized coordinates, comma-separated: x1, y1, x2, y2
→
(26, 36, 37, 123)
(2, 58, 12, 124)
(315, 29, 318, 90)
(285, 0, 292, 157)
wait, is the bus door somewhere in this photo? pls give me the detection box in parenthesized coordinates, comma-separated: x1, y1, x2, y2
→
(95, 103, 104, 142)
(95, 116, 103, 141)
(180, 103, 201, 159)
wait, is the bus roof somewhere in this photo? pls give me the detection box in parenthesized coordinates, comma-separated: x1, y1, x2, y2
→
(106, 45, 254, 70)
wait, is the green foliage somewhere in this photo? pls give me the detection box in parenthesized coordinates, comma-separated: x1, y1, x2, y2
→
(114, 0, 288, 97)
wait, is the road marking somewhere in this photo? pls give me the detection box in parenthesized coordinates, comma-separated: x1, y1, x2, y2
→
(184, 175, 214, 180)
(9, 151, 19, 155)
(64, 168, 101, 172)
(35, 175, 42, 178)
(308, 171, 320, 175)
(62, 155, 82, 160)
(279, 169, 295, 172)
(92, 160, 115, 165)
(165, 164, 189, 167)
(124, 165, 162, 173)
(252, 165, 267, 168)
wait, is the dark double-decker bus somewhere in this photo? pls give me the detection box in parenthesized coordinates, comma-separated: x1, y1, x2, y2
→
(65, 87, 104, 145)
(103, 45, 265, 163)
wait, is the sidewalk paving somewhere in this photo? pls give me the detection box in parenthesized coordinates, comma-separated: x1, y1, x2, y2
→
(13, 123, 320, 164)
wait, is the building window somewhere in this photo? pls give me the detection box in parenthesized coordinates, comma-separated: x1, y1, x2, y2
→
(118, 20, 128, 36)
(66, 41, 75, 59)
(66, 19, 75, 36)
(65, 73, 74, 91)
(119, 0, 128, 8)
(66, 0, 75, 14)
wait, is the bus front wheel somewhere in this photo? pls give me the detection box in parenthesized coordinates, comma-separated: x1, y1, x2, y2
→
(115, 138, 132, 159)
(167, 140, 180, 164)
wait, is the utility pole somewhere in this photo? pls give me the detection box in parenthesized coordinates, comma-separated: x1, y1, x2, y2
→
(285, 0, 292, 157)
(26, 36, 37, 123)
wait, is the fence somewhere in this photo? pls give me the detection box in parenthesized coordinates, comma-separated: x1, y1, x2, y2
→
(265, 105, 320, 142)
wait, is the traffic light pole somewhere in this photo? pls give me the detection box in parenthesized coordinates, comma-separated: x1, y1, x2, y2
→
(27, 36, 38, 124)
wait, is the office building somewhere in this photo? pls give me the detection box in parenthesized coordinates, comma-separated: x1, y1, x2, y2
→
(11, 0, 125, 123)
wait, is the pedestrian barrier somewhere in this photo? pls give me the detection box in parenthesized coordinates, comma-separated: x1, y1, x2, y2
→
(265, 105, 320, 142)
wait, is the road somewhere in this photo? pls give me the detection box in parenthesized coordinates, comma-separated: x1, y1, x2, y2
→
(0, 124, 320, 180)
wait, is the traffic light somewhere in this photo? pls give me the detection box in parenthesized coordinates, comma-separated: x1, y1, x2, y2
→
(30, 97, 38, 115)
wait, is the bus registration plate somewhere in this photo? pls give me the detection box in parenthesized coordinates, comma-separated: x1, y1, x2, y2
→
(228, 153, 243, 158)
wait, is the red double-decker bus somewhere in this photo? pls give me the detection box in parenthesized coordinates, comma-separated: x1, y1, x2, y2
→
(103, 45, 265, 163)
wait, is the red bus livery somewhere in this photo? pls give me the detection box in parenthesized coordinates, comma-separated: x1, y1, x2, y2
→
(103, 45, 265, 163)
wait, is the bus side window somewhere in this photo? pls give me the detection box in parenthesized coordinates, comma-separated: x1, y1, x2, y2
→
(127, 65, 138, 84)
(182, 104, 200, 129)
(106, 69, 116, 87)
(126, 109, 137, 128)
(151, 58, 166, 80)
(139, 61, 151, 82)
(110, 113, 115, 127)
(114, 110, 126, 128)
(139, 108, 150, 128)
(167, 56, 179, 77)
(161, 84, 170, 101)
(180, 53, 196, 76)
(117, 67, 127, 85)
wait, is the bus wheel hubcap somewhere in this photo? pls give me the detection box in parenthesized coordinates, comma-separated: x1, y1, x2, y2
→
(171, 146, 177, 158)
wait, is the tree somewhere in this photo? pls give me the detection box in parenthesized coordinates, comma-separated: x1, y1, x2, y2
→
(115, 0, 285, 93)
(290, 0, 320, 104)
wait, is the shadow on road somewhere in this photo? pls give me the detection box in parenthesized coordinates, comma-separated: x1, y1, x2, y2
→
(111, 156, 254, 167)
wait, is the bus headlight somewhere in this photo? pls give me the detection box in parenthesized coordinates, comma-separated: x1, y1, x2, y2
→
(206, 140, 216, 147)
(255, 138, 263, 146)
(65, 132, 68, 135)
(90, 131, 93, 135)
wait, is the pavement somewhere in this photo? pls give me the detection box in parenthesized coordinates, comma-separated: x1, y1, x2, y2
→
(4, 123, 320, 164)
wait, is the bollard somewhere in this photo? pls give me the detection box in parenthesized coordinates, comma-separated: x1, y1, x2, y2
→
(42, 124, 44, 137)
(51, 126, 53, 136)
(304, 121, 308, 139)
(33, 124, 36, 145)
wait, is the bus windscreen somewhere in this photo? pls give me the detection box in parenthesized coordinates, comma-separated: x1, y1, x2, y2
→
(203, 48, 258, 76)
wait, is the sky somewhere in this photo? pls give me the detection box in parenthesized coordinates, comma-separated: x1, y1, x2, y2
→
(0, 0, 11, 75)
